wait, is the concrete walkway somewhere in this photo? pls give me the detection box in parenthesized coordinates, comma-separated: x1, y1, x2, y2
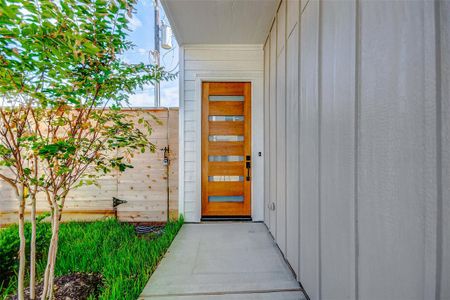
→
(139, 223, 306, 299)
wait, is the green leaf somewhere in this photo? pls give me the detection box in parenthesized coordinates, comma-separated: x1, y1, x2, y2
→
(23, 168, 31, 175)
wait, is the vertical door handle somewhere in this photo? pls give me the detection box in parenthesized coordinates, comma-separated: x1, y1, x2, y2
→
(246, 156, 251, 181)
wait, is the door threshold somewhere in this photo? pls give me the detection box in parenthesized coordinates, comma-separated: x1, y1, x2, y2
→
(201, 216, 252, 222)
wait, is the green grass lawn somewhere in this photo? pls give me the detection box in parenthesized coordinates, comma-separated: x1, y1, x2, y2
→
(0, 217, 183, 299)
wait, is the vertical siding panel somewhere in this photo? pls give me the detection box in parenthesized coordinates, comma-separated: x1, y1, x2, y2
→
(264, 40, 271, 227)
(439, 1, 450, 299)
(358, 2, 437, 299)
(299, 0, 320, 298)
(263, 0, 446, 298)
(269, 23, 278, 236)
(286, 22, 300, 278)
(423, 3, 439, 299)
(287, 0, 300, 36)
(277, 0, 287, 57)
(319, 1, 356, 299)
(276, 0, 287, 255)
(297, 0, 302, 283)
(275, 51, 286, 254)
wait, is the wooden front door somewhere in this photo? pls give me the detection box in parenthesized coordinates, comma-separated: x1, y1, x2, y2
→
(201, 82, 251, 217)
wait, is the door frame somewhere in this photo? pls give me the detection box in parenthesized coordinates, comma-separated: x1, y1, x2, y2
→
(184, 72, 264, 222)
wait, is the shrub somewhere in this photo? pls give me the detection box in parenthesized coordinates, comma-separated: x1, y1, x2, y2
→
(0, 222, 51, 288)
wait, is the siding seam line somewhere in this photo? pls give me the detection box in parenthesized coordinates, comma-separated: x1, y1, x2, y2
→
(274, 14, 278, 241)
(317, 0, 323, 298)
(434, 0, 443, 298)
(354, 0, 361, 299)
(284, 0, 288, 259)
(297, 0, 303, 285)
(268, 34, 271, 230)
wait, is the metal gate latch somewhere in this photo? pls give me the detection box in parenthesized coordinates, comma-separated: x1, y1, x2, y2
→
(161, 146, 170, 166)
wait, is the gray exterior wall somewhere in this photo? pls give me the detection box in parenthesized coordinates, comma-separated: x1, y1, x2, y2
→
(263, 0, 449, 299)
(439, 2, 450, 299)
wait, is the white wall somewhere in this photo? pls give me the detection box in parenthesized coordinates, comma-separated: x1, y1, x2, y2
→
(276, 0, 287, 254)
(358, 2, 437, 299)
(439, 2, 450, 299)
(179, 45, 264, 222)
(320, 1, 356, 299)
(264, 0, 449, 299)
(285, 0, 300, 280)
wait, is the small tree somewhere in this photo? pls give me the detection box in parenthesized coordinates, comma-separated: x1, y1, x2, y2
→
(0, 100, 38, 299)
(0, 0, 173, 299)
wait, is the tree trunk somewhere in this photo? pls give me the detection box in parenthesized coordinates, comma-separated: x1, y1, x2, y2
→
(30, 194, 37, 300)
(40, 205, 61, 300)
(17, 185, 26, 300)
(47, 211, 60, 300)
(40, 207, 55, 300)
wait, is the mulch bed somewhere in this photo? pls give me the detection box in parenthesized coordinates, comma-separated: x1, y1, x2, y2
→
(10, 272, 103, 300)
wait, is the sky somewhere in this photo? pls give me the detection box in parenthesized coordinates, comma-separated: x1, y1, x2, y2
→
(123, 0, 179, 107)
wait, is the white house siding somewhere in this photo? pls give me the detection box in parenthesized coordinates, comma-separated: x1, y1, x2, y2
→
(180, 45, 264, 222)
(358, 2, 438, 299)
(264, 0, 448, 299)
(276, 0, 287, 255)
(440, 2, 450, 299)
(299, 1, 320, 298)
(285, 0, 300, 280)
(263, 41, 271, 227)
(268, 24, 278, 235)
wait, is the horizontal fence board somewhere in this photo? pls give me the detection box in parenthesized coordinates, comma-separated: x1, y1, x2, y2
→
(0, 108, 179, 226)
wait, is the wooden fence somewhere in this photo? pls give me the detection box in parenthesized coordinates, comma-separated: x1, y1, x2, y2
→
(0, 108, 178, 225)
